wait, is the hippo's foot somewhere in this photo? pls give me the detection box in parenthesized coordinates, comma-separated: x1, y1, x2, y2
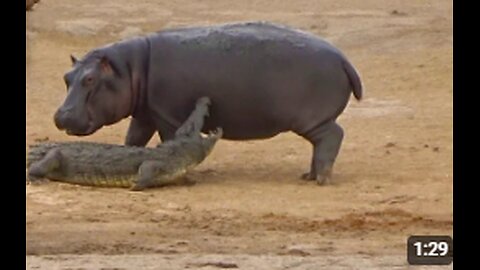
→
(296, 121, 343, 186)
(300, 169, 332, 185)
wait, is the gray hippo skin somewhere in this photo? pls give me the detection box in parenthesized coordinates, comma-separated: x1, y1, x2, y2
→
(54, 21, 363, 185)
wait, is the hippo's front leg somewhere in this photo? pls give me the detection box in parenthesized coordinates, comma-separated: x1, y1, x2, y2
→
(125, 117, 157, 146)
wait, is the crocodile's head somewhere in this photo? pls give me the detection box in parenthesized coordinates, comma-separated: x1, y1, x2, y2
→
(201, 127, 223, 156)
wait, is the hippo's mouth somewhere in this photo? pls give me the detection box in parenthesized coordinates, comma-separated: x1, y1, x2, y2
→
(65, 121, 99, 136)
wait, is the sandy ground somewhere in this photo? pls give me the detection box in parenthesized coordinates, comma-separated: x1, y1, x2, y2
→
(26, 0, 452, 269)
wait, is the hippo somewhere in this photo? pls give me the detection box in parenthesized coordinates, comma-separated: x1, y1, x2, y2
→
(54, 21, 363, 184)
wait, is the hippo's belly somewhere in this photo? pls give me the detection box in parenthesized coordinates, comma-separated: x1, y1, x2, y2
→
(200, 97, 288, 140)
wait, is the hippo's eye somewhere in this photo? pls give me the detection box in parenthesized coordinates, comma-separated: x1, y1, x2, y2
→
(83, 76, 94, 86)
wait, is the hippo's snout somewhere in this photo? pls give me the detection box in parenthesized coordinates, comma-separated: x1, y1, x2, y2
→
(54, 107, 92, 135)
(54, 108, 68, 130)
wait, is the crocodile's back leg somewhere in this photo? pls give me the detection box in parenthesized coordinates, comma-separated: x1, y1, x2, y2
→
(27, 148, 62, 183)
(130, 160, 189, 191)
(27, 143, 60, 168)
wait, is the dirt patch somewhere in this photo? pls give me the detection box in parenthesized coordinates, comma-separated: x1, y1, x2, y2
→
(27, 254, 452, 270)
(26, 0, 452, 268)
(343, 98, 414, 118)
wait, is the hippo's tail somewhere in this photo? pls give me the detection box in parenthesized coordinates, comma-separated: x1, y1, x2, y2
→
(342, 60, 363, 101)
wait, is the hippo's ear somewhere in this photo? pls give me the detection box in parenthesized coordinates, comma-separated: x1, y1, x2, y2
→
(100, 56, 114, 75)
(70, 54, 78, 65)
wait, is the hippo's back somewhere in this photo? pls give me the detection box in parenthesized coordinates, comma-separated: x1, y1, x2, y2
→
(150, 21, 341, 56)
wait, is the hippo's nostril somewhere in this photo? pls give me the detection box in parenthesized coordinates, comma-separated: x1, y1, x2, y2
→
(54, 110, 66, 130)
(54, 108, 72, 130)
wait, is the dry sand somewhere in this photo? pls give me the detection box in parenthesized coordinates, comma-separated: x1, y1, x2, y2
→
(26, 0, 452, 268)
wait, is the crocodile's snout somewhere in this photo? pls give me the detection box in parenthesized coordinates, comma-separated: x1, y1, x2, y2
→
(212, 127, 223, 138)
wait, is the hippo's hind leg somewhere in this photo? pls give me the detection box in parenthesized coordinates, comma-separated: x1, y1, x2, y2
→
(27, 148, 62, 184)
(131, 160, 190, 191)
(296, 121, 344, 185)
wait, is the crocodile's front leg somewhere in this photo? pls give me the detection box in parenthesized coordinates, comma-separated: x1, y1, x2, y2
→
(27, 148, 62, 184)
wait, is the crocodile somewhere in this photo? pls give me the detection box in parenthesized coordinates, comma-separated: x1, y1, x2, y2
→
(26, 97, 222, 191)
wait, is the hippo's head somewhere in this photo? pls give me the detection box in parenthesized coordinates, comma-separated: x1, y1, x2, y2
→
(54, 52, 132, 136)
